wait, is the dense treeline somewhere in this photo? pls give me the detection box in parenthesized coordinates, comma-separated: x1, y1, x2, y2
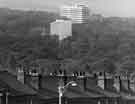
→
(1, 8, 135, 74)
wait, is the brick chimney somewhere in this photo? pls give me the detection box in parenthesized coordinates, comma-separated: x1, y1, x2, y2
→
(129, 74, 135, 92)
(79, 71, 87, 91)
(120, 73, 130, 92)
(73, 71, 87, 91)
(83, 77, 87, 91)
(17, 67, 25, 84)
(113, 75, 121, 92)
(38, 74, 42, 89)
(129, 79, 135, 92)
(97, 72, 105, 89)
(86, 74, 97, 90)
(104, 73, 114, 90)
(27, 70, 41, 89)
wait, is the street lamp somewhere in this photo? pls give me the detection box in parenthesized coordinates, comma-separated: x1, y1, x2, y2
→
(58, 81, 77, 104)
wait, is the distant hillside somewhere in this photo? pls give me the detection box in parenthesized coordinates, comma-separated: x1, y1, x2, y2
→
(0, 8, 135, 37)
(0, 8, 59, 36)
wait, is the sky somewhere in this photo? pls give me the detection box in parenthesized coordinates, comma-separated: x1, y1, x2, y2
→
(0, 0, 135, 17)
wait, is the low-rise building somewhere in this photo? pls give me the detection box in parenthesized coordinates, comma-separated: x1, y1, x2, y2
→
(50, 19, 72, 40)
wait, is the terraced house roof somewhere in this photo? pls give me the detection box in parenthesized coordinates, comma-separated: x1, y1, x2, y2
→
(0, 71, 36, 96)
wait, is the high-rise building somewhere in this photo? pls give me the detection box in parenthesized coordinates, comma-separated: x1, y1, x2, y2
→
(50, 19, 72, 40)
(60, 4, 90, 24)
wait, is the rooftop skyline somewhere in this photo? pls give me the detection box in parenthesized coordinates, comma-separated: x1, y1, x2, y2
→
(0, 0, 135, 17)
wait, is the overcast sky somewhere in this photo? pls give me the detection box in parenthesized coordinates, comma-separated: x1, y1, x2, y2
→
(0, 0, 135, 17)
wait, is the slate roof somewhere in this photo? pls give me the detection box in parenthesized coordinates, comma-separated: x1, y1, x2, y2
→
(41, 76, 104, 99)
(82, 77, 120, 98)
(0, 71, 36, 96)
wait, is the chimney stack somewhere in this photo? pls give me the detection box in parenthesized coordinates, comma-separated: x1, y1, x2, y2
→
(38, 74, 42, 89)
(28, 70, 40, 89)
(129, 79, 135, 92)
(17, 67, 25, 84)
(120, 73, 130, 92)
(129, 73, 135, 92)
(104, 73, 114, 90)
(113, 75, 121, 92)
(76, 71, 87, 91)
(97, 72, 105, 89)
(83, 77, 87, 91)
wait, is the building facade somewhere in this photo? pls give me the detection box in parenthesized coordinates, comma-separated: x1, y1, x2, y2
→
(60, 4, 89, 24)
(50, 19, 72, 40)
